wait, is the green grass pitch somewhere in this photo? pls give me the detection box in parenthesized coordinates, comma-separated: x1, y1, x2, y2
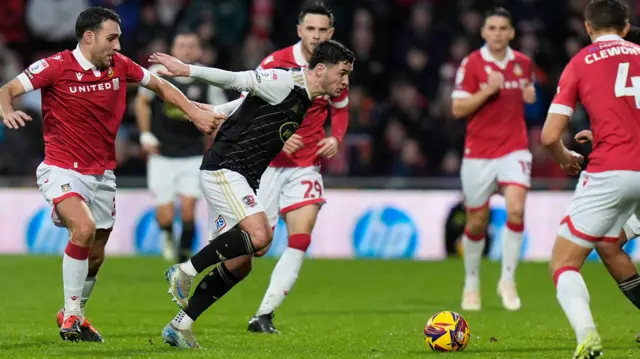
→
(1, 256, 638, 358)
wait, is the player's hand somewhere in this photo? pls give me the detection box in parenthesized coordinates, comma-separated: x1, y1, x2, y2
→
(575, 130, 593, 144)
(188, 109, 226, 135)
(2, 110, 32, 129)
(523, 83, 536, 103)
(149, 53, 190, 77)
(487, 72, 504, 94)
(561, 150, 584, 176)
(139, 132, 160, 155)
(191, 101, 214, 113)
(316, 136, 339, 158)
(283, 134, 303, 154)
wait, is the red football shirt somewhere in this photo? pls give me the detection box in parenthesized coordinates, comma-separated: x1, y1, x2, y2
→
(17, 47, 150, 175)
(258, 42, 349, 167)
(452, 46, 532, 159)
(549, 34, 640, 172)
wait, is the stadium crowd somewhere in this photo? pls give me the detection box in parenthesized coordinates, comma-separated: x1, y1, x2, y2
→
(0, 0, 632, 180)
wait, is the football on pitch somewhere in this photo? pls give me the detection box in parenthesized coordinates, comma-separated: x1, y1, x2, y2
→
(424, 311, 471, 352)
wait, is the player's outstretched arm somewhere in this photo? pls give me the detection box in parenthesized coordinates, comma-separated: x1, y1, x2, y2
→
(0, 79, 32, 129)
(143, 74, 224, 134)
(149, 52, 292, 104)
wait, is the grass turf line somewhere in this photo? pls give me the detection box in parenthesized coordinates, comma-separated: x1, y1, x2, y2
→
(0, 256, 638, 358)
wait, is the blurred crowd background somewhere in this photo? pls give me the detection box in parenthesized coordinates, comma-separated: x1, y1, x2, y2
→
(0, 0, 636, 184)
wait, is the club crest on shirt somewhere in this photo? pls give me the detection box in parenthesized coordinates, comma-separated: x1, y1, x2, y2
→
(61, 183, 71, 193)
(279, 121, 299, 143)
(242, 195, 256, 208)
(107, 67, 114, 78)
(513, 63, 523, 77)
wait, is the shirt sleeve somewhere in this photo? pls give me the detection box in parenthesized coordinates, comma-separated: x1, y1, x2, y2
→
(138, 64, 162, 99)
(258, 54, 277, 70)
(548, 60, 578, 117)
(122, 55, 151, 85)
(17, 57, 62, 92)
(451, 56, 478, 99)
(213, 97, 245, 116)
(189, 65, 294, 105)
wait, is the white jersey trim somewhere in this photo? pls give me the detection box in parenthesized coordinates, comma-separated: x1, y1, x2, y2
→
(451, 90, 471, 99)
(329, 96, 349, 109)
(140, 68, 151, 86)
(548, 103, 574, 117)
(17, 73, 34, 93)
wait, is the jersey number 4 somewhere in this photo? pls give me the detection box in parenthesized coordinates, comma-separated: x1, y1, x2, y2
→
(615, 62, 640, 108)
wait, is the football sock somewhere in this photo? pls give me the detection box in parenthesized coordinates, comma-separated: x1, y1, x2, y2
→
(63, 242, 90, 319)
(256, 234, 310, 316)
(618, 273, 640, 310)
(554, 267, 597, 343)
(186, 228, 255, 274)
(161, 223, 175, 261)
(463, 229, 485, 291)
(500, 221, 524, 284)
(179, 263, 240, 326)
(80, 276, 97, 312)
(179, 221, 195, 262)
(172, 310, 194, 330)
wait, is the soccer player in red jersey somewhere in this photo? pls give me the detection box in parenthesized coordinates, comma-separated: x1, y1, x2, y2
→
(245, 2, 348, 333)
(451, 7, 536, 312)
(574, 129, 640, 314)
(542, 0, 640, 355)
(0, 7, 221, 342)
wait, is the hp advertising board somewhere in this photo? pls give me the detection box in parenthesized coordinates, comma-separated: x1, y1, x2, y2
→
(1, 189, 639, 261)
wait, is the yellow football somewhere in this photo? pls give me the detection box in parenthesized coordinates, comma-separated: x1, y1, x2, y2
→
(424, 311, 471, 352)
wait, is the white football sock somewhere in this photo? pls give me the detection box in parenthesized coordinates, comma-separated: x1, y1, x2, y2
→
(172, 310, 194, 330)
(63, 253, 88, 319)
(500, 226, 523, 284)
(180, 260, 198, 277)
(463, 234, 485, 292)
(256, 247, 305, 316)
(556, 270, 597, 343)
(81, 276, 97, 313)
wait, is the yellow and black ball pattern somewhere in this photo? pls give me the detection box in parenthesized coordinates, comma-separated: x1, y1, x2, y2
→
(424, 311, 471, 352)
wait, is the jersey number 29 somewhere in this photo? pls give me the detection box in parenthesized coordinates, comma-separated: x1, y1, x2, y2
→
(615, 62, 640, 108)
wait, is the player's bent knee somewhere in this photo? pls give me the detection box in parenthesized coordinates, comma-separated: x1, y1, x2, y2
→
(506, 206, 525, 224)
(254, 241, 271, 257)
(70, 221, 97, 245)
(249, 226, 273, 251)
(465, 211, 488, 236)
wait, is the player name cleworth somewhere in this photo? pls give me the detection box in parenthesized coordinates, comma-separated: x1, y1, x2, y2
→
(586, 44, 640, 64)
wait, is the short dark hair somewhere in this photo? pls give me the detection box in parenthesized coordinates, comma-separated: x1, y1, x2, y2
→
(309, 40, 354, 69)
(585, 0, 629, 32)
(298, 1, 334, 27)
(75, 7, 121, 40)
(172, 30, 201, 47)
(484, 7, 513, 26)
